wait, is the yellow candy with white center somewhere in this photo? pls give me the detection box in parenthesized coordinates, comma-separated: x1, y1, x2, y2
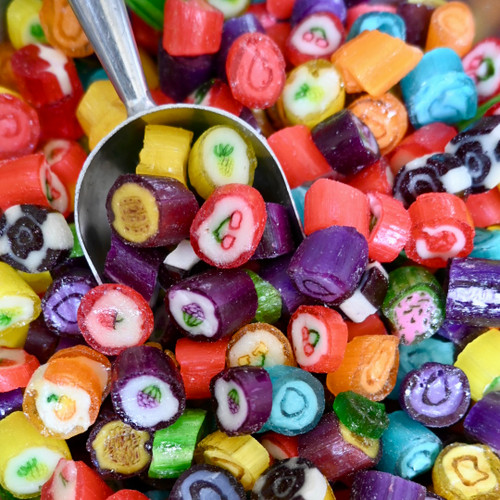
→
(432, 442, 500, 500)
(6, 0, 47, 49)
(0, 412, 71, 498)
(455, 328, 500, 401)
(136, 124, 193, 185)
(194, 431, 270, 490)
(76, 80, 127, 150)
(0, 263, 41, 335)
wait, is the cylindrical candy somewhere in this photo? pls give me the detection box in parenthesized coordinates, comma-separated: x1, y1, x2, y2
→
(351, 470, 427, 500)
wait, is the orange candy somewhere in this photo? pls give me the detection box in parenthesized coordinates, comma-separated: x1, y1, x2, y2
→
(326, 334, 399, 401)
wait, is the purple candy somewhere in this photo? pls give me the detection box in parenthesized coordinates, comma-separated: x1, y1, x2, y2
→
(288, 225, 368, 304)
(464, 391, 500, 455)
(399, 362, 471, 428)
(396, 2, 434, 47)
(291, 0, 347, 25)
(23, 316, 58, 363)
(351, 470, 427, 500)
(0, 388, 23, 419)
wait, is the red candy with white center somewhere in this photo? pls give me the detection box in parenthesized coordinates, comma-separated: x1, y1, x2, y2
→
(190, 183, 267, 268)
(77, 284, 154, 356)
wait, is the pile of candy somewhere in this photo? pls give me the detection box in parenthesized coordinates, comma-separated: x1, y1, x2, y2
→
(1, 0, 500, 499)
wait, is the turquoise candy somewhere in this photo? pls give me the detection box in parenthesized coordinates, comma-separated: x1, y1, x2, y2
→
(377, 411, 442, 480)
(401, 48, 477, 128)
(470, 228, 500, 260)
(347, 12, 406, 41)
(260, 365, 325, 436)
(388, 336, 455, 399)
(291, 185, 308, 226)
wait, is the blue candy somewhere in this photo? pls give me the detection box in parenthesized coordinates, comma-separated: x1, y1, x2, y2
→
(470, 228, 500, 260)
(401, 48, 477, 128)
(347, 12, 406, 41)
(377, 411, 442, 479)
(291, 185, 309, 226)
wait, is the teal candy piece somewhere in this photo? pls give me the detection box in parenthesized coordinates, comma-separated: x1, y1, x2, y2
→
(75, 59, 108, 91)
(401, 48, 477, 128)
(347, 12, 406, 41)
(377, 411, 442, 480)
(260, 365, 325, 436)
(291, 185, 308, 226)
(125, 0, 166, 31)
(388, 336, 455, 399)
(470, 228, 500, 260)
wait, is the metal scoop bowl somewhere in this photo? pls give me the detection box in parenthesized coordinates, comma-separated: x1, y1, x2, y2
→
(69, 0, 302, 283)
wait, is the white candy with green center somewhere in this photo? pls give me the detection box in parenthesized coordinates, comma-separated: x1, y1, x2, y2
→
(0, 296, 34, 331)
(192, 196, 256, 267)
(281, 64, 342, 120)
(3, 446, 65, 497)
(168, 289, 218, 337)
(290, 313, 329, 367)
(30, 365, 91, 436)
(84, 290, 144, 348)
(213, 379, 249, 433)
(119, 375, 179, 428)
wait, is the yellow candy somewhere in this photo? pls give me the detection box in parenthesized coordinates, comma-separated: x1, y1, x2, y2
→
(0, 412, 71, 498)
(17, 271, 53, 295)
(6, 0, 47, 49)
(139, 47, 159, 90)
(136, 124, 193, 185)
(0, 263, 41, 334)
(194, 431, 270, 490)
(0, 86, 22, 99)
(76, 80, 127, 150)
(0, 324, 29, 348)
(432, 442, 500, 500)
(455, 328, 500, 401)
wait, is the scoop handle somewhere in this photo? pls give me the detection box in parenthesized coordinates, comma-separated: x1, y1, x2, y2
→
(68, 0, 156, 117)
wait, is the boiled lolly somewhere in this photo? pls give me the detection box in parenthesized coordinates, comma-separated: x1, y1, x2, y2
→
(190, 183, 267, 268)
(400, 362, 470, 428)
(169, 464, 246, 500)
(382, 266, 445, 345)
(110, 345, 186, 431)
(167, 268, 257, 341)
(311, 109, 380, 176)
(188, 125, 257, 200)
(194, 431, 270, 490)
(446, 257, 500, 327)
(106, 174, 199, 247)
(464, 391, 500, 455)
(86, 411, 152, 480)
(432, 443, 500, 500)
(6, 0, 47, 49)
(0, 205, 73, 273)
(226, 323, 295, 368)
(287, 305, 348, 373)
(148, 408, 208, 479)
(259, 365, 324, 436)
(251, 457, 334, 500)
(77, 283, 154, 356)
(351, 470, 427, 500)
(0, 411, 71, 499)
(445, 115, 500, 193)
(40, 457, 113, 500)
(377, 411, 442, 480)
(326, 335, 399, 401)
(41, 270, 96, 336)
(291, 0, 346, 26)
(210, 366, 272, 435)
(333, 391, 389, 440)
(259, 432, 299, 460)
(347, 12, 406, 41)
(288, 225, 368, 304)
(297, 412, 380, 482)
(0, 389, 23, 419)
(0, 347, 39, 392)
(339, 262, 388, 323)
(471, 228, 500, 259)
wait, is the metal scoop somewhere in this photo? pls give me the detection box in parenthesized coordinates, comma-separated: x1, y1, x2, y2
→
(69, 0, 302, 283)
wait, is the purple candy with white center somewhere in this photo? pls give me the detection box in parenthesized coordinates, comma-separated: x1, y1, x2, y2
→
(288, 225, 368, 304)
(110, 345, 186, 431)
(463, 390, 500, 455)
(210, 366, 272, 436)
(399, 362, 471, 428)
(351, 470, 427, 500)
(291, 0, 346, 25)
(42, 270, 96, 336)
(0, 388, 23, 419)
(446, 257, 500, 327)
(252, 202, 295, 260)
(311, 109, 380, 176)
(167, 268, 258, 341)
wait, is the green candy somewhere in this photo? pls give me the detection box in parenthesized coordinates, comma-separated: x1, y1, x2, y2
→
(333, 391, 389, 439)
(125, 0, 165, 31)
(244, 269, 282, 325)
